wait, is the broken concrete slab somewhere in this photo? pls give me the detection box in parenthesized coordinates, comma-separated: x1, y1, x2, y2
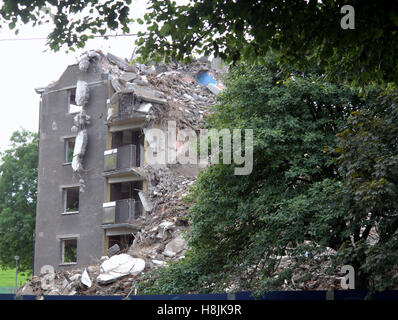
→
(72, 129, 88, 172)
(97, 254, 145, 284)
(73, 129, 88, 157)
(61, 279, 69, 289)
(75, 80, 90, 106)
(107, 243, 120, 257)
(79, 50, 101, 72)
(152, 259, 167, 266)
(136, 102, 152, 114)
(87, 50, 100, 60)
(120, 72, 137, 82)
(132, 78, 148, 86)
(107, 52, 133, 72)
(156, 221, 175, 241)
(110, 75, 125, 93)
(206, 83, 222, 95)
(73, 110, 91, 131)
(81, 268, 92, 288)
(162, 235, 187, 257)
(141, 65, 157, 75)
(79, 55, 90, 72)
(129, 84, 167, 105)
(138, 191, 153, 212)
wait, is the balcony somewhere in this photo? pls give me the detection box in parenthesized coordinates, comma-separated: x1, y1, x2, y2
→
(106, 84, 166, 126)
(102, 199, 143, 225)
(104, 144, 142, 177)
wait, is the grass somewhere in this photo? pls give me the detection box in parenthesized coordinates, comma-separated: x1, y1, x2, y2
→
(0, 268, 30, 289)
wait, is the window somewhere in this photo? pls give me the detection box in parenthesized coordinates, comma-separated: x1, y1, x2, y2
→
(61, 238, 77, 264)
(111, 129, 141, 148)
(63, 187, 79, 213)
(65, 137, 75, 163)
(68, 88, 82, 113)
(110, 129, 143, 166)
(110, 181, 143, 202)
(108, 234, 134, 252)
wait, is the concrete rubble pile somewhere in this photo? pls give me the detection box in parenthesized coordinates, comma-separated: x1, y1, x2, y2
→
(275, 245, 341, 291)
(18, 254, 145, 297)
(260, 229, 380, 291)
(18, 239, 186, 297)
(100, 51, 223, 131)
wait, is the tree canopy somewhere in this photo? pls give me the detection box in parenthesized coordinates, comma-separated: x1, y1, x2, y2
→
(0, 129, 38, 273)
(1, 1, 398, 85)
(138, 0, 398, 86)
(137, 59, 397, 294)
(0, 0, 132, 50)
(335, 88, 398, 290)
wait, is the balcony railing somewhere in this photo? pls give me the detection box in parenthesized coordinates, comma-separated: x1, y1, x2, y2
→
(104, 144, 140, 172)
(102, 199, 143, 225)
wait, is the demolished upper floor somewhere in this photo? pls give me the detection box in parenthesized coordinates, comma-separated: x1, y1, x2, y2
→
(38, 50, 228, 134)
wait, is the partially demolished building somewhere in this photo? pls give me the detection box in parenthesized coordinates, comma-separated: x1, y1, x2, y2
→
(33, 50, 224, 276)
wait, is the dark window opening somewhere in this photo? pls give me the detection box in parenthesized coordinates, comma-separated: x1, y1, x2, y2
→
(111, 129, 143, 166)
(62, 239, 77, 263)
(110, 181, 143, 202)
(111, 129, 141, 148)
(65, 137, 75, 163)
(68, 88, 82, 113)
(63, 187, 79, 212)
(108, 234, 134, 252)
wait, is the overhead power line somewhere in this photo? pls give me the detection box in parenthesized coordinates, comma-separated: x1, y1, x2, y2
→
(0, 33, 138, 42)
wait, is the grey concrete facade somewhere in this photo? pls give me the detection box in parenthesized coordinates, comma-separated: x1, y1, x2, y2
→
(34, 62, 109, 274)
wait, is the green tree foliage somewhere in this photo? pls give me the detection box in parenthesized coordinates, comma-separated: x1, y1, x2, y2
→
(335, 88, 398, 291)
(138, 0, 398, 86)
(0, 0, 132, 51)
(138, 60, 395, 295)
(0, 130, 38, 273)
(1, 1, 397, 85)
